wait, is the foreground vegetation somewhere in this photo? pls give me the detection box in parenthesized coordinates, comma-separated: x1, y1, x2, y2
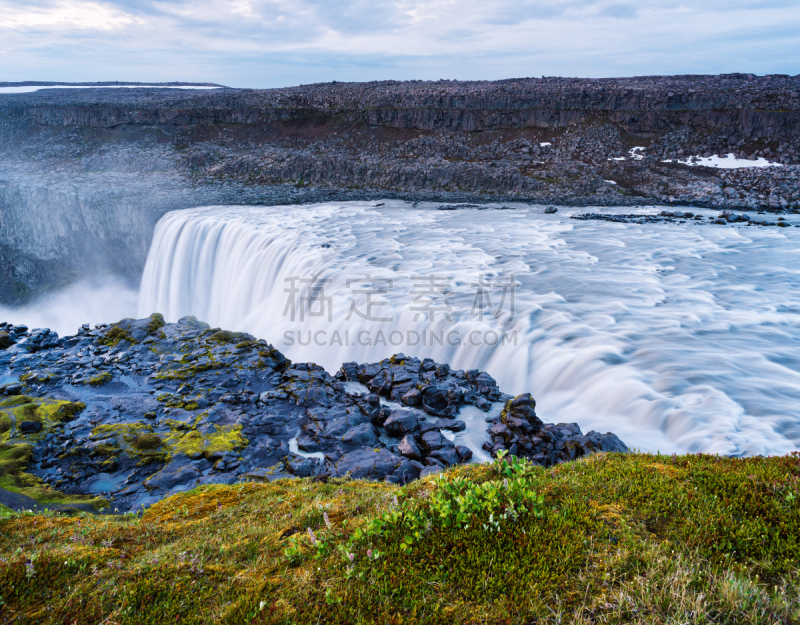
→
(0, 451, 798, 624)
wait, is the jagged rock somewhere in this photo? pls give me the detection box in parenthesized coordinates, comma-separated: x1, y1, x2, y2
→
(342, 423, 380, 447)
(287, 455, 322, 478)
(420, 430, 448, 452)
(382, 410, 419, 436)
(397, 434, 423, 461)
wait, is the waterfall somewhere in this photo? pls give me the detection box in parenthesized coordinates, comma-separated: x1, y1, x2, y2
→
(139, 201, 800, 457)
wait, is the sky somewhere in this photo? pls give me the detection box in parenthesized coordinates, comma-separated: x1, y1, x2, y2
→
(0, 0, 799, 88)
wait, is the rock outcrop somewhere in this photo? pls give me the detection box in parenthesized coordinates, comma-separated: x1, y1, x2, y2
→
(0, 315, 626, 512)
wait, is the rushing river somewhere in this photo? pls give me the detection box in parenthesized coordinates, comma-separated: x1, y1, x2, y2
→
(133, 201, 800, 458)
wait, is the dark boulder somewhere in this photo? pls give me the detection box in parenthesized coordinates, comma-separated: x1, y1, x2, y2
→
(397, 434, 423, 461)
(19, 421, 42, 434)
(383, 410, 418, 436)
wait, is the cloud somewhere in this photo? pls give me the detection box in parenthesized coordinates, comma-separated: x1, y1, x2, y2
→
(0, 0, 798, 86)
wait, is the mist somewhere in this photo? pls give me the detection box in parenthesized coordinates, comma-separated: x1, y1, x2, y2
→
(0, 277, 139, 338)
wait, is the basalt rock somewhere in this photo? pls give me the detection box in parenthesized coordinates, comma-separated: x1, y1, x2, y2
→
(0, 314, 627, 512)
(485, 393, 628, 467)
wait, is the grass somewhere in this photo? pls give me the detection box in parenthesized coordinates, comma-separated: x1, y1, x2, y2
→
(0, 452, 797, 624)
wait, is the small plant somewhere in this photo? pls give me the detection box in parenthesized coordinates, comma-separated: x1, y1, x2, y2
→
(283, 537, 302, 565)
(346, 452, 546, 559)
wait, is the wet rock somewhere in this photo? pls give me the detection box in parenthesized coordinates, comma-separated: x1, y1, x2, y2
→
(342, 423, 380, 447)
(383, 410, 419, 436)
(401, 387, 422, 406)
(287, 455, 323, 478)
(0, 332, 16, 350)
(429, 446, 459, 466)
(397, 434, 423, 461)
(19, 421, 42, 434)
(420, 430, 449, 452)
(144, 463, 202, 492)
(544, 206, 558, 214)
(332, 448, 418, 483)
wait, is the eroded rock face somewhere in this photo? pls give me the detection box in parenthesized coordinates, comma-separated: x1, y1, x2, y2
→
(0, 315, 627, 512)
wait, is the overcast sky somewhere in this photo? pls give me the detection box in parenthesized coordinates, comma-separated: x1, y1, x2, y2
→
(1, 0, 799, 87)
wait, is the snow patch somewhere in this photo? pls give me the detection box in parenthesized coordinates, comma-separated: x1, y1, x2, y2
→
(664, 153, 782, 169)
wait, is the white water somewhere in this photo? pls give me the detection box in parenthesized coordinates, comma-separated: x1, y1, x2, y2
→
(136, 201, 800, 457)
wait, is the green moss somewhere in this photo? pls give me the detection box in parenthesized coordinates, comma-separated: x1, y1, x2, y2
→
(99, 313, 166, 347)
(98, 322, 137, 347)
(145, 312, 166, 333)
(208, 330, 249, 344)
(156, 393, 201, 411)
(20, 370, 57, 385)
(0, 395, 34, 408)
(87, 371, 112, 386)
(0, 397, 86, 442)
(165, 424, 247, 460)
(92, 444, 121, 458)
(132, 433, 163, 451)
(47, 401, 86, 423)
(90, 423, 163, 463)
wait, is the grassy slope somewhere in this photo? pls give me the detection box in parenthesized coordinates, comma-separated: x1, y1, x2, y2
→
(0, 452, 798, 624)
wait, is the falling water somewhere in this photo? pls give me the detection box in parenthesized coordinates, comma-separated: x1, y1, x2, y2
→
(138, 201, 800, 457)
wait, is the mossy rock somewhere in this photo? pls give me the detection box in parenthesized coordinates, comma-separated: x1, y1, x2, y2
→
(0, 442, 107, 507)
(156, 393, 201, 411)
(0, 332, 15, 349)
(87, 371, 112, 386)
(99, 313, 168, 347)
(49, 401, 86, 423)
(98, 323, 137, 347)
(145, 313, 166, 333)
(166, 424, 247, 459)
(209, 330, 250, 344)
(0, 397, 85, 442)
(132, 433, 163, 451)
(0, 395, 34, 409)
(178, 315, 211, 330)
